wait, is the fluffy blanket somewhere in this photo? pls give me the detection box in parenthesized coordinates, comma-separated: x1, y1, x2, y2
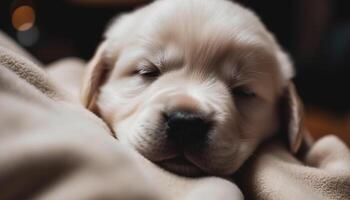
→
(0, 31, 349, 200)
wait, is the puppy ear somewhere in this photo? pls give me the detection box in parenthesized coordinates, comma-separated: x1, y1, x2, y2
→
(81, 41, 110, 111)
(275, 48, 311, 153)
(279, 82, 309, 153)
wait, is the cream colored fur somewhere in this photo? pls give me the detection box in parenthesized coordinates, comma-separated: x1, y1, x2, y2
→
(81, 0, 304, 176)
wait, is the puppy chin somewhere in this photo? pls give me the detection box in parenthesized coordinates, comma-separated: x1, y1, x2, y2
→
(156, 150, 242, 177)
(157, 156, 205, 177)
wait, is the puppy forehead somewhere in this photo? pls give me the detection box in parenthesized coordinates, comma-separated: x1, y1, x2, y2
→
(143, 1, 272, 54)
(106, 0, 282, 87)
(106, 0, 275, 52)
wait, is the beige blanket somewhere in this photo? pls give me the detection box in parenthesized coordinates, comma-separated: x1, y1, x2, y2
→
(0, 31, 349, 200)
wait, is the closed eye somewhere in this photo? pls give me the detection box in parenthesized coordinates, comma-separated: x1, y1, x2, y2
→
(231, 86, 256, 98)
(137, 67, 160, 78)
(134, 61, 161, 79)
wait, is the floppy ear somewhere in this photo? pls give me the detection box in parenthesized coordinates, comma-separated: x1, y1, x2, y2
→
(276, 49, 311, 153)
(81, 41, 110, 111)
(279, 82, 312, 153)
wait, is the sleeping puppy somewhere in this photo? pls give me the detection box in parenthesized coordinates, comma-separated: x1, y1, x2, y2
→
(81, 0, 306, 176)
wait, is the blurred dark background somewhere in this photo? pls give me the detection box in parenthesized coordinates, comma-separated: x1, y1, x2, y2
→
(0, 0, 349, 142)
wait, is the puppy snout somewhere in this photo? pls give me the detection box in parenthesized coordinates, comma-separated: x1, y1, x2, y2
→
(163, 110, 213, 147)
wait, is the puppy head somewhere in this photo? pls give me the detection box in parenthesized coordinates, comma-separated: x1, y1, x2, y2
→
(81, 0, 305, 176)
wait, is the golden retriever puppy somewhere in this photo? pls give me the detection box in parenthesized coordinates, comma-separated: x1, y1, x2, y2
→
(81, 0, 306, 176)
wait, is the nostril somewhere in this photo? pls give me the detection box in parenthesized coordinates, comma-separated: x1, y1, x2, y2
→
(163, 110, 213, 146)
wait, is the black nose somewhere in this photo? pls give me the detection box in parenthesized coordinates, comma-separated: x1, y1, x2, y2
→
(163, 110, 213, 147)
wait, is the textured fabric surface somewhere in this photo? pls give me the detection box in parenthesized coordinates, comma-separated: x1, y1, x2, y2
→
(238, 137, 350, 200)
(0, 33, 160, 200)
(1, 31, 349, 200)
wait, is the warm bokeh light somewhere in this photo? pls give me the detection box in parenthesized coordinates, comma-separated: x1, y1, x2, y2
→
(12, 5, 36, 31)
